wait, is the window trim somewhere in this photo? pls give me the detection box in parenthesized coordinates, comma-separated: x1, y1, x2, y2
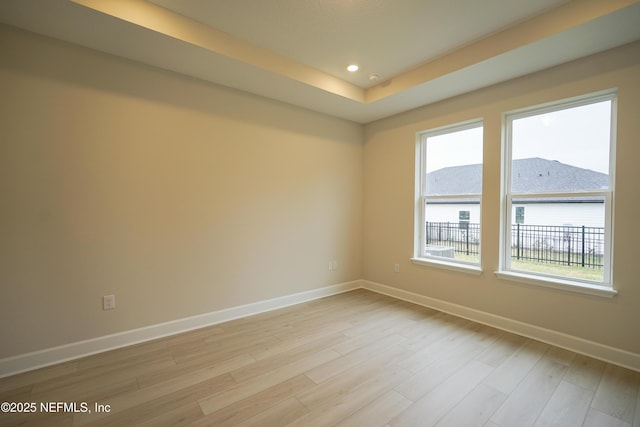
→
(414, 119, 484, 271)
(494, 270, 617, 298)
(498, 90, 617, 295)
(411, 257, 483, 275)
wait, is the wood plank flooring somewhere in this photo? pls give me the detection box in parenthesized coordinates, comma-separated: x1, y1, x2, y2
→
(1, 289, 638, 426)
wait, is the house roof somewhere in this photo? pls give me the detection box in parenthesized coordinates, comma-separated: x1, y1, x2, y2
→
(426, 157, 608, 196)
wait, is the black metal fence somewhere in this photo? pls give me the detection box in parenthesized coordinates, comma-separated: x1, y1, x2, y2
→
(425, 221, 480, 256)
(425, 221, 605, 268)
(511, 223, 604, 268)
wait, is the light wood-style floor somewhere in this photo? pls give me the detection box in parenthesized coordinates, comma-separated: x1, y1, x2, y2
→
(1, 289, 639, 427)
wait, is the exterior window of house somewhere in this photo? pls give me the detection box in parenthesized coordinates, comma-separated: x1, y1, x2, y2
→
(459, 210, 470, 230)
(499, 91, 616, 294)
(515, 207, 525, 224)
(414, 120, 483, 271)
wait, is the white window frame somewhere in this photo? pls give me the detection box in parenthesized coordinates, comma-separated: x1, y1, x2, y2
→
(412, 119, 483, 275)
(497, 91, 617, 297)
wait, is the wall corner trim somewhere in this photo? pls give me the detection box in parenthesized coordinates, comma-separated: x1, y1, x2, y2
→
(0, 280, 362, 379)
(361, 280, 640, 373)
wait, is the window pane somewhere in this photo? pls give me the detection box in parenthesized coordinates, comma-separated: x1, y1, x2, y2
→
(426, 126, 483, 196)
(503, 93, 615, 286)
(420, 122, 482, 265)
(510, 197, 605, 282)
(425, 198, 480, 263)
(511, 100, 611, 192)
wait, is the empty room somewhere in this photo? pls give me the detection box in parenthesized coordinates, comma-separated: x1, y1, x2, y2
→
(1, 1, 639, 426)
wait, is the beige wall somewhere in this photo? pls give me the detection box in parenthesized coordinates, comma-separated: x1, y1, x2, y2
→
(363, 41, 640, 355)
(0, 25, 363, 358)
(2, 21, 638, 363)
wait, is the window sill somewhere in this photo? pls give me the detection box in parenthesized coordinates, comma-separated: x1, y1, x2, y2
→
(411, 257, 482, 275)
(494, 271, 617, 298)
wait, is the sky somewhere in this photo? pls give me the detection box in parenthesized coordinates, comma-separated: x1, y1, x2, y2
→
(425, 99, 612, 175)
(425, 126, 483, 173)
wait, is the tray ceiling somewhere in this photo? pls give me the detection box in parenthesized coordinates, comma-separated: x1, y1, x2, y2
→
(1, 0, 639, 123)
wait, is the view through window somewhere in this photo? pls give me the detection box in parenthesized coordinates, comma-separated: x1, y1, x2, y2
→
(502, 93, 615, 285)
(417, 121, 483, 266)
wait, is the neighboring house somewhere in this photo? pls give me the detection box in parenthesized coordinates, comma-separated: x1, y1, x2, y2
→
(426, 157, 608, 228)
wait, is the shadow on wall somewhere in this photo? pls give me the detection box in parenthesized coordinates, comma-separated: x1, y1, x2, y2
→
(0, 24, 362, 144)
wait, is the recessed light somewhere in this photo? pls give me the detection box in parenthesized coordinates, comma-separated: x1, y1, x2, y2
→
(347, 64, 359, 72)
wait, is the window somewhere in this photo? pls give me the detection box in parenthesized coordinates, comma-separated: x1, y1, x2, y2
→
(515, 207, 525, 224)
(414, 120, 483, 272)
(500, 91, 616, 293)
(459, 210, 470, 230)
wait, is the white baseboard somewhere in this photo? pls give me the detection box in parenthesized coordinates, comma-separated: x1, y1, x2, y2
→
(0, 280, 361, 379)
(3, 278, 637, 378)
(361, 280, 640, 372)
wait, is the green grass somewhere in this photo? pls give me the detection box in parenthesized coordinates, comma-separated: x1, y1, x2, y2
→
(428, 243, 604, 282)
(452, 253, 480, 263)
(511, 259, 603, 281)
(449, 253, 603, 281)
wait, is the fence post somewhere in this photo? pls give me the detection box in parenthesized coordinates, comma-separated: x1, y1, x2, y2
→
(425, 222, 429, 244)
(466, 229, 470, 255)
(581, 225, 585, 267)
(567, 231, 571, 266)
(516, 223, 520, 260)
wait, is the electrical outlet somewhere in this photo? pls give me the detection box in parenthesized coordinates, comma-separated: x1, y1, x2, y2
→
(394, 263, 400, 273)
(329, 261, 333, 271)
(103, 294, 115, 310)
(332, 260, 338, 271)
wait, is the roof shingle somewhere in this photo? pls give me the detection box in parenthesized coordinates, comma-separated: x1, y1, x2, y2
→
(426, 157, 608, 195)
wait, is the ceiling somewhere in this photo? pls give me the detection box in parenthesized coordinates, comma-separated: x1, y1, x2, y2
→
(1, 0, 639, 123)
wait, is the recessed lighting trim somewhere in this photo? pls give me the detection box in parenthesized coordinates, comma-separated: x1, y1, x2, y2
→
(347, 64, 359, 72)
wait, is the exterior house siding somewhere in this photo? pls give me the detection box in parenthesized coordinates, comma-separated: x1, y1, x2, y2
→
(426, 202, 604, 228)
(512, 202, 604, 227)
